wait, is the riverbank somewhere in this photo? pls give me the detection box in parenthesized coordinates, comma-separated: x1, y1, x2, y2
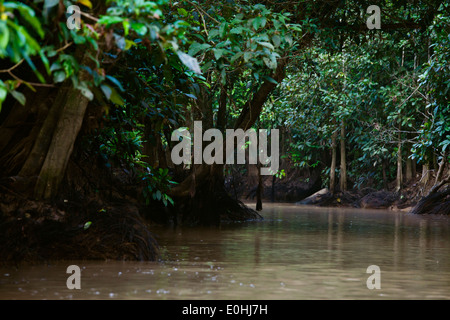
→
(0, 190, 159, 265)
(296, 187, 414, 211)
(237, 164, 450, 215)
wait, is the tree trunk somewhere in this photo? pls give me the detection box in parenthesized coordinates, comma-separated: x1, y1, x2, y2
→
(34, 85, 90, 200)
(421, 162, 430, 188)
(339, 120, 347, 192)
(405, 152, 413, 183)
(256, 163, 263, 211)
(330, 121, 338, 194)
(19, 87, 68, 177)
(382, 158, 389, 190)
(405, 134, 414, 183)
(143, 119, 159, 167)
(33, 52, 92, 200)
(396, 130, 403, 192)
(0, 88, 53, 176)
(432, 150, 448, 191)
(234, 58, 288, 131)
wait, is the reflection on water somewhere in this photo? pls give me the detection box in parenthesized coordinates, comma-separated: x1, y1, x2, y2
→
(1, 204, 449, 299)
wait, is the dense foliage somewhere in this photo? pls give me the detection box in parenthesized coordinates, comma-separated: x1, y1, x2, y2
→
(0, 0, 448, 208)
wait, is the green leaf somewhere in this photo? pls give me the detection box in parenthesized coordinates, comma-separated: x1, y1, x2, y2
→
(188, 42, 211, 56)
(23, 54, 46, 83)
(39, 50, 51, 75)
(15, 3, 45, 38)
(230, 26, 244, 34)
(109, 87, 125, 105)
(0, 83, 8, 112)
(263, 75, 278, 84)
(230, 51, 243, 63)
(272, 35, 281, 47)
(244, 51, 252, 62)
(98, 16, 124, 26)
(10, 90, 26, 106)
(263, 57, 277, 69)
(106, 75, 124, 92)
(50, 62, 62, 72)
(213, 48, 224, 60)
(125, 39, 136, 50)
(252, 17, 262, 30)
(177, 8, 188, 17)
(208, 29, 220, 41)
(285, 34, 293, 46)
(83, 221, 92, 230)
(53, 70, 66, 83)
(0, 23, 9, 50)
(183, 92, 197, 100)
(131, 22, 147, 36)
(257, 41, 274, 50)
(219, 22, 228, 38)
(165, 195, 174, 206)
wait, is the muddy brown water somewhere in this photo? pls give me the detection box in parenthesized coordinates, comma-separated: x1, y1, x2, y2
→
(1, 203, 449, 300)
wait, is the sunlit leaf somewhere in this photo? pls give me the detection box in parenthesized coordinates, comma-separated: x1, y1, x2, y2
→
(83, 221, 92, 230)
(177, 51, 202, 74)
(77, 0, 93, 9)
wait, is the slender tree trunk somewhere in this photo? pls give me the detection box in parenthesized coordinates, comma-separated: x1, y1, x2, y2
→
(421, 161, 430, 190)
(256, 163, 263, 211)
(405, 143, 413, 183)
(396, 129, 403, 192)
(271, 174, 276, 203)
(382, 158, 389, 190)
(330, 120, 338, 194)
(339, 120, 347, 192)
(143, 119, 159, 167)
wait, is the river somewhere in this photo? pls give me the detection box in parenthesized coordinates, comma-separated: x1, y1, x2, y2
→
(1, 203, 449, 300)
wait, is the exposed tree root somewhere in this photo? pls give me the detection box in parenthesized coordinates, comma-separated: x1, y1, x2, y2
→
(409, 187, 450, 215)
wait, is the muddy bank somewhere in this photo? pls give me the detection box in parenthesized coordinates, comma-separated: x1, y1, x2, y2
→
(0, 191, 159, 266)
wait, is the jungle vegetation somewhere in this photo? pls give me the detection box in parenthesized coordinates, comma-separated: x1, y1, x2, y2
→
(0, 0, 448, 262)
